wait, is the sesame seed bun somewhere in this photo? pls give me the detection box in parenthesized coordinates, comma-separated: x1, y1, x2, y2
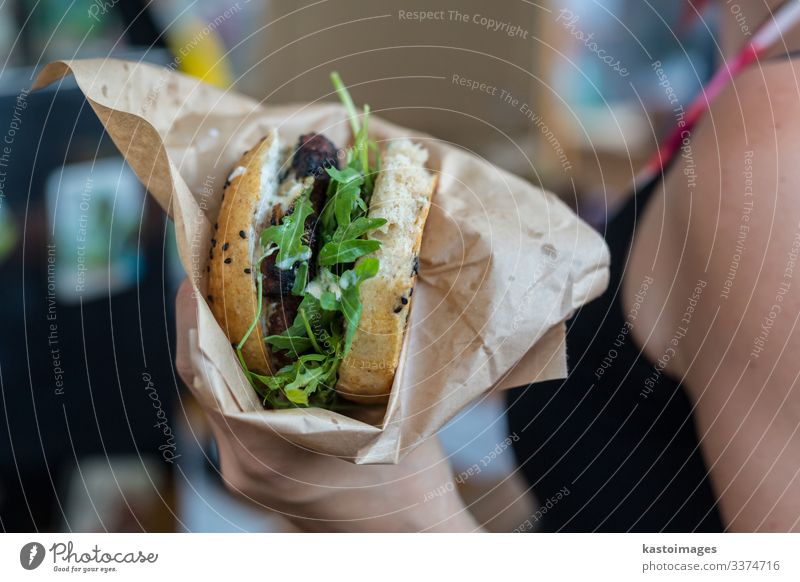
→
(208, 129, 281, 375)
(336, 140, 436, 403)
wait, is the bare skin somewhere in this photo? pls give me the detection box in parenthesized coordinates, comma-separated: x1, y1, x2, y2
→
(625, 1, 800, 531)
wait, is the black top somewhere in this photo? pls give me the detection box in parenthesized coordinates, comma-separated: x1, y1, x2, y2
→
(507, 175, 724, 532)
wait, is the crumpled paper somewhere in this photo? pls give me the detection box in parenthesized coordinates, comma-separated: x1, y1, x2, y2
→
(35, 59, 609, 464)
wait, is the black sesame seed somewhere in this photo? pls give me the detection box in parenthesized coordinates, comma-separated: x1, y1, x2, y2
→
(411, 256, 420, 275)
(393, 305, 403, 314)
(224, 257, 232, 264)
(400, 296, 408, 305)
(239, 230, 246, 239)
(211, 238, 217, 247)
(409, 287, 414, 296)
(224, 180, 231, 189)
(222, 242, 229, 251)
(244, 268, 251, 274)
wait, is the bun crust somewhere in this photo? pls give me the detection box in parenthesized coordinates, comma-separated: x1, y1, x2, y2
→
(336, 140, 437, 403)
(208, 129, 280, 375)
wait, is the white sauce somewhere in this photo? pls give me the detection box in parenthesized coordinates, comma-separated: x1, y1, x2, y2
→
(306, 280, 323, 299)
(258, 147, 311, 215)
(276, 248, 311, 271)
(305, 269, 343, 299)
(228, 165, 247, 181)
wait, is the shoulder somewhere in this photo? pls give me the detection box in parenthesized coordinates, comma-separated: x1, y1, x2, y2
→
(678, 57, 800, 366)
(700, 57, 800, 169)
(629, 56, 800, 387)
(625, 58, 800, 530)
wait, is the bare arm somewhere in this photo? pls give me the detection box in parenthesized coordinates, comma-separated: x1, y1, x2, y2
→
(630, 59, 800, 531)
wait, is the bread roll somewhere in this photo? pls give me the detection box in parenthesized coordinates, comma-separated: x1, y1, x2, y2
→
(207, 129, 283, 375)
(336, 140, 437, 402)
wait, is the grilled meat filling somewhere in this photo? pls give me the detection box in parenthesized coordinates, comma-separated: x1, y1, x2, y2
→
(262, 133, 339, 364)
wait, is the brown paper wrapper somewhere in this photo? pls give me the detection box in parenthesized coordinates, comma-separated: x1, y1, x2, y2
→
(34, 59, 609, 464)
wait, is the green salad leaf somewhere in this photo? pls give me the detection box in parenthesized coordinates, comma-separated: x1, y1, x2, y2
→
(339, 257, 380, 354)
(318, 239, 381, 266)
(260, 189, 314, 270)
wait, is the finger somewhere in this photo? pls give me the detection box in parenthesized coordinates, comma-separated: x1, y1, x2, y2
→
(175, 278, 198, 387)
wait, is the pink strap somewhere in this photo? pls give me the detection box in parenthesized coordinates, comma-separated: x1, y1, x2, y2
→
(634, 0, 800, 190)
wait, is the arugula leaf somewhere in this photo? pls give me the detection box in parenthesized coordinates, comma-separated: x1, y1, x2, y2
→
(340, 258, 379, 355)
(325, 166, 361, 185)
(299, 307, 324, 354)
(291, 262, 308, 296)
(353, 255, 380, 279)
(333, 217, 387, 242)
(263, 334, 314, 354)
(319, 169, 363, 243)
(260, 190, 314, 271)
(284, 389, 309, 406)
(318, 239, 381, 266)
(262, 353, 338, 406)
(285, 364, 327, 392)
(333, 179, 362, 229)
(319, 291, 339, 311)
(331, 71, 360, 136)
(356, 104, 371, 192)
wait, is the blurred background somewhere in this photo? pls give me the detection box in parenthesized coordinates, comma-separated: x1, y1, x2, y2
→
(0, 0, 718, 532)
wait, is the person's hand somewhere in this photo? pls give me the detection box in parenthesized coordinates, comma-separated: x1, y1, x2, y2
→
(175, 279, 479, 532)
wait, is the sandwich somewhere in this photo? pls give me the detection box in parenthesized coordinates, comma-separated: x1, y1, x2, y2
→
(207, 74, 437, 407)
